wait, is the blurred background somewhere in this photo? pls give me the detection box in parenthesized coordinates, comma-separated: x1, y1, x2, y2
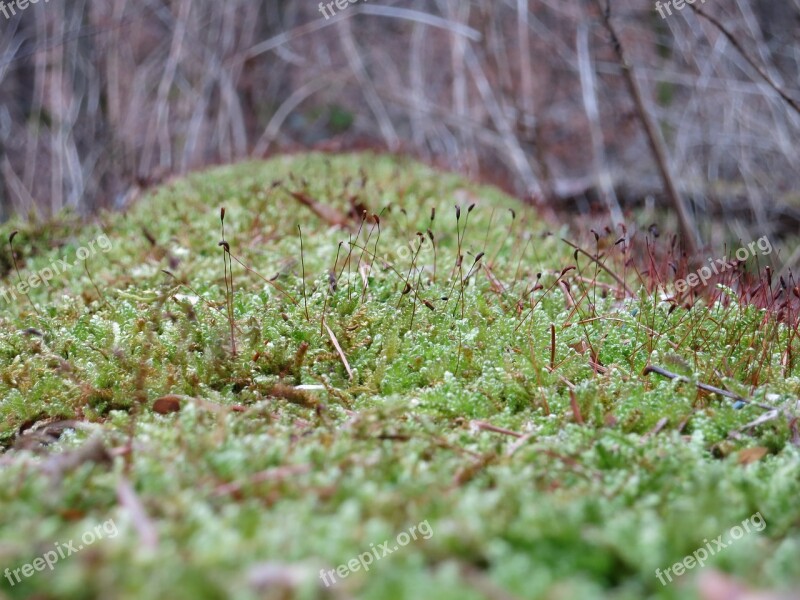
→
(0, 0, 798, 254)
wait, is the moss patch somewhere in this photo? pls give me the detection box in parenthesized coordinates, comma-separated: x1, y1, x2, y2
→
(0, 153, 798, 599)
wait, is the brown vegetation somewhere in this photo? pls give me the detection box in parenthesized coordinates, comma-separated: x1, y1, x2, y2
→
(0, 1, 798, 253)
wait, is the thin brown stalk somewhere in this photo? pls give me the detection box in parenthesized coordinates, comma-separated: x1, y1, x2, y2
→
(593, 0, 700, 255)
(686, 4, 800, 118)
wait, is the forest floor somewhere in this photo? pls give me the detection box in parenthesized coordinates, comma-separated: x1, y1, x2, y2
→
(0, 153, 798, 600)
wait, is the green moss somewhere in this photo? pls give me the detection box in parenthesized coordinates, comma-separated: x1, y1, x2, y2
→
(0, 153, 798, 599)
